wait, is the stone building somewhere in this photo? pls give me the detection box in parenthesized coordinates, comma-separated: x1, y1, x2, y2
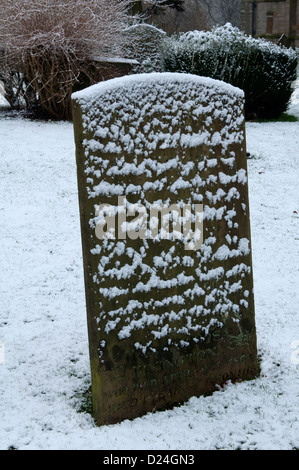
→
(134, 1, 298, 46)
(240, 0, 299, 46)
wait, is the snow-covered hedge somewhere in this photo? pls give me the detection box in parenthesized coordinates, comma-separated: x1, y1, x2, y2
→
(162, 23, 298, 119)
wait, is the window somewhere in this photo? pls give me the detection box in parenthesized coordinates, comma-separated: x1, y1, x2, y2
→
(266, 12, 274, 34)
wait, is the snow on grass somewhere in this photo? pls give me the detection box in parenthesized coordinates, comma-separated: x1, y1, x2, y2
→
(0, 103, 298, 449)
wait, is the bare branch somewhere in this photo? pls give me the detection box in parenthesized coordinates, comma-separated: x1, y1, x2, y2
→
(0, 0, 134, 118)
(194, 0, 241, 27)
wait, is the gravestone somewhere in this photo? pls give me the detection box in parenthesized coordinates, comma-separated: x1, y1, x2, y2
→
(122, 23, 166, 73)
(72, 73, 259, 426)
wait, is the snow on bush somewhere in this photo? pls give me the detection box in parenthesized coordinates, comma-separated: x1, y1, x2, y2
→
(162, 23, 298, 119)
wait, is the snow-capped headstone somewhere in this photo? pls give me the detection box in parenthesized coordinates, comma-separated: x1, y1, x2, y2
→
(72, 73, 259, 426)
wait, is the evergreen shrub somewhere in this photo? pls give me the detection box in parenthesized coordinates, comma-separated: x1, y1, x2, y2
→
(162, 24, 298, 119)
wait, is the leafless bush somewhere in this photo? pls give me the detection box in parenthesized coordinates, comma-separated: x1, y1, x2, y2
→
(0, 0, 133, 119)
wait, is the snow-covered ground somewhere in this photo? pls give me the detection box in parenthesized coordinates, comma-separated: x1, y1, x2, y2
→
(0, 87, 298, 450)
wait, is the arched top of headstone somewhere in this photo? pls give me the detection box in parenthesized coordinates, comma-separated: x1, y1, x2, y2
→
(72, 73, 245, 162)
(72, 71, 247, 224)
(72, 72, 244, 104)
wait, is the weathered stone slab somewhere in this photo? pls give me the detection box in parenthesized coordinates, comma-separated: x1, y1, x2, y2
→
(72, 73, 259, 426)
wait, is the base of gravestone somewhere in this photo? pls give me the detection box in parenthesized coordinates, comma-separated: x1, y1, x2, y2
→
(89, 319, 259, 425)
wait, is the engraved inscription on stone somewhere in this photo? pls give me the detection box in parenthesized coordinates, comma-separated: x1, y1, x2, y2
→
(72, 73, 259, 425)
